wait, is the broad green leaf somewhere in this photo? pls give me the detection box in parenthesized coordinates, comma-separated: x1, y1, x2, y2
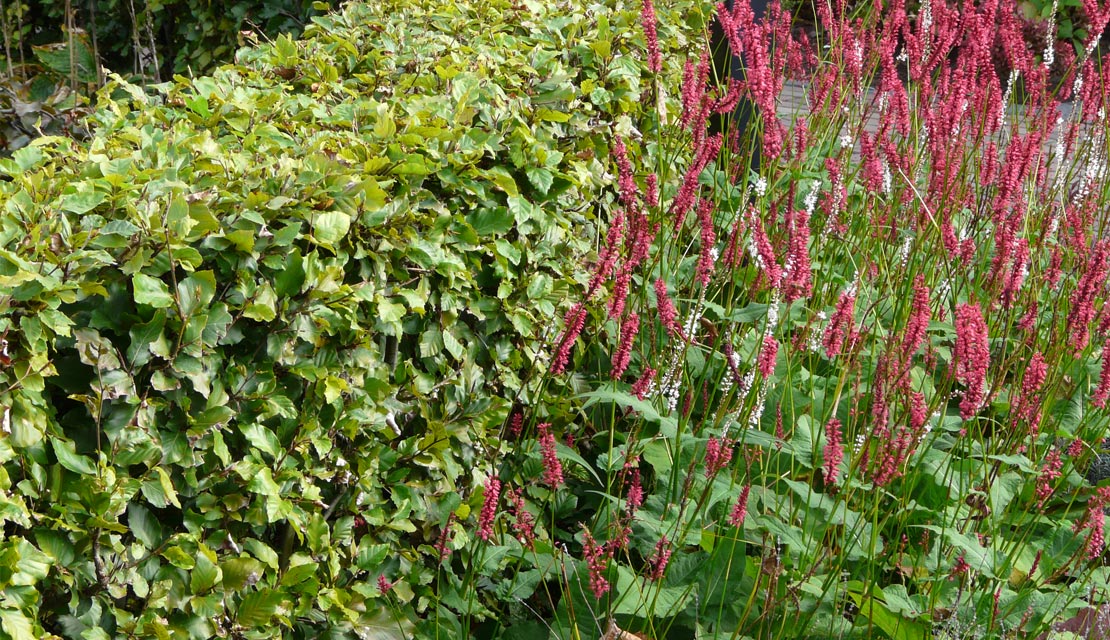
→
(128, 503, 165, 548)
(442, 330, 464, 360)
(376, 297, 405, 325)
(35, 530, 75, 565)
(177, 271, 216, 317)
(274, 249, 306, 296)
(848, 586, 928, 640)
(37, 308, 73, 337)
(280, 559, 318, 587)
(162, 546, 195, 570)
(128, 311, 167, 366)
(58, 187, 106, 214)
(33, 34, 97, 82)
(0, 608, 35, 640)
(193, 405, 233, 429)
(50, 437, 97, 475)
(9, 394, 46, 448)
(133, 274, 175, 308)
(236, 588, 287, 627)
(578, 389, 678, 437)
(74, 328, 121, 371)
(221, 557, 264, 591)
(12, 538, 51, 584)
(155, 467, 181, 508)
(480, 166, 519, 196)
(241, 423, 282, 458)
(525, 166, 554, 195)
(613, 565, 687, 617)
(536, 108, 571, 122)
(167, 196, 192, 236)
(187, 204, 221, 238)
(323, 375, 348, 404)
(728, 303, 770, 323)
(244, 539, 280, 570)
(243, 282, 278, 322)
(467, 207, 514, 235)
(555, 441, 602, 485)
(190, 546, 222, 593)
(248, 468, 281, 496)
(313, 211, 351, 246)
(921, 525, 1002, 579)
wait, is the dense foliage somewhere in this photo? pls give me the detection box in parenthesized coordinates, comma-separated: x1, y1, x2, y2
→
(5, 0, 1110, 638)
(0, 0, 680, 636)
(6, 0, 324, 77)
(0, 0, 326, 153)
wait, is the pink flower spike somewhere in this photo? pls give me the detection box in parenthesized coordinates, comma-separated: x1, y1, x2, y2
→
(1068, 241, 1110, 353)
(704, 437, 734, 478)
(783, 208, 812, 303)
(504, 488, 536, 548)
(646, 174, 659, 208)
(1012, 352, 1048, 439)
(611, 312, 640, 380)
(648, 535, 672, 580)
(625, 465, 644, 514)
(758, 336, 778, 378)
(1035, 449, 1063, 507)
(1095, 337, 1110, 408)
(640, 0, 662, 73)
(954, 303, 990, 419)
(612, 136, 640, 208)
(476, 476, 501, 542)
(582, 527, 611, 598)
(822, 418, 844, 485)
(1077, 487, 1110, 561)
(728, 485, 751, 527)
(537, 423, 565, 488)
(654, 279, 684, 340)
(696, 198, 717, 286)
(631, 367, 657, 400)
(900, 275, 931, 365)
(823, 287, 857, 358)
(550, 303, 588, 375)
(680, 51, 709, 132)
(747, 210, 781, 288)
(586, 209, 626, 298)
(378, 575, 393, 593)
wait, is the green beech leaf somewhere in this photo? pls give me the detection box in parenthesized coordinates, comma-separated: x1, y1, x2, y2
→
(221, 557, 264, 591)
(12, 539, 49, 582)
(525, 166, 554, 194)
(190, 546, 222, 593)
(274, 249, 306, 296)
(236, 588, 287, 627)
(0, 608, 35, 640)
(177, 271, 216, 317)
(128, 310, 167, 366)
(244, 540, 280, 570)
(50, 438, 97, 475)
(312, 211, 351, 246)
(154, 468, 181, 508)
(57, 187, 106, 214)
(162, 546, 195, 570)
(133, 274, 175, 308)
(248, 468, 281, 496)
(467, 207, 514, 235)
(128, 503, 165, 548)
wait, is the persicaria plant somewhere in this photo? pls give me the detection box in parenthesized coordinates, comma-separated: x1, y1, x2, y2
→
(456, 0, 1110, 638)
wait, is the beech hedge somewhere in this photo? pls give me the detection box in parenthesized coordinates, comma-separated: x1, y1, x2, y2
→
(0, 0, 698, 637)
